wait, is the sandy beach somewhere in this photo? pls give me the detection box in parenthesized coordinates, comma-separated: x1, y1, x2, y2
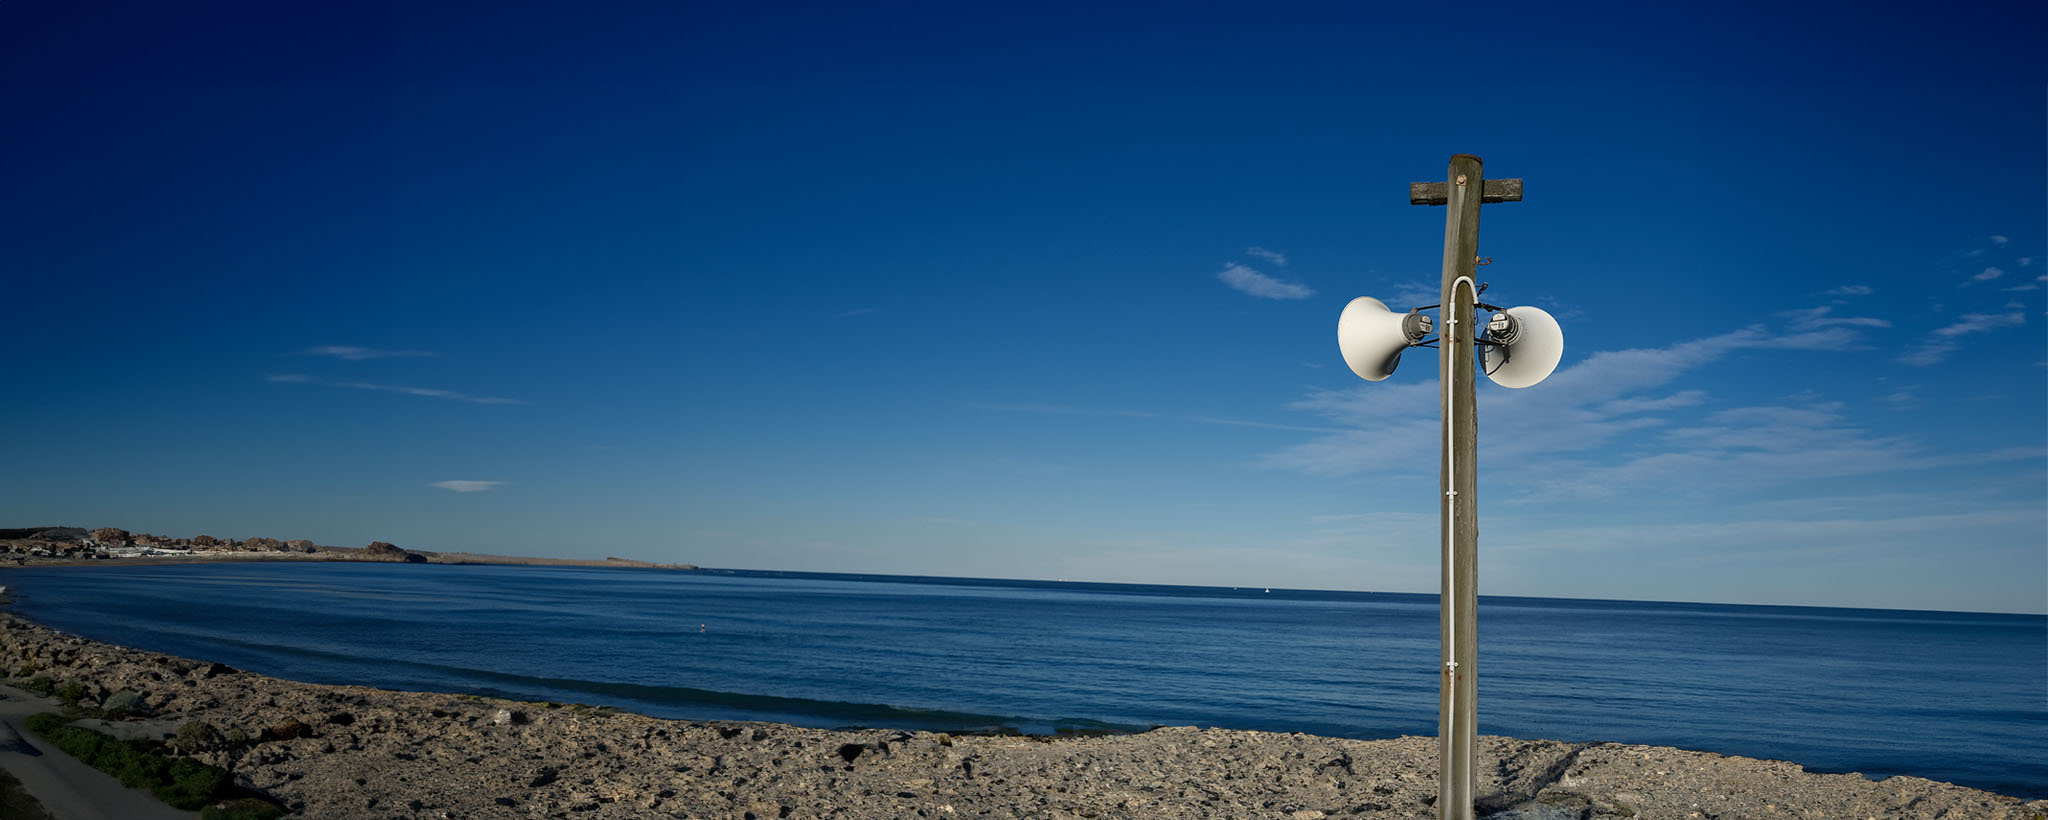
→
(0, 613, 2039, 820)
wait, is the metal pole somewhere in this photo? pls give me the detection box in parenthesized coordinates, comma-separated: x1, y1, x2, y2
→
(1437, 154, 1484, 820)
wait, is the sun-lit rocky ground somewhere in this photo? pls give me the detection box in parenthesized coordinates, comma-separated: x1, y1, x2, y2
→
(0, 614, 2040, 820)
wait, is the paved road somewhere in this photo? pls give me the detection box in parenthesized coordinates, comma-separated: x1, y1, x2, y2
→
(0, 686, 196, 820)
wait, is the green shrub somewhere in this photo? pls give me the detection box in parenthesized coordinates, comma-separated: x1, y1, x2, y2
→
(201, 798, 284, 820)
(18, 676, 54, 697)
(22, 713, 230, 810)
(52, 682, 86, 706)
(174, 720, 223, 752)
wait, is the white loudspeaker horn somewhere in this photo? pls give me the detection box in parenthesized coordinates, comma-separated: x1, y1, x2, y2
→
(1481, 306, 1564, 388)
(1338, 297, 1431, 381)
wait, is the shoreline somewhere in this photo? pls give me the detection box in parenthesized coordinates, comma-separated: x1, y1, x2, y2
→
(0, 615, 2040, 819)
(5, 550, 697, 572)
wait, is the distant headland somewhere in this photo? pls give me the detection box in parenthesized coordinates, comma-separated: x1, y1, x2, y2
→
(0, 526, 695, 571)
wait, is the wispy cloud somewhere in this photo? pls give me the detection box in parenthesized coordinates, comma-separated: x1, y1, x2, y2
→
(837, 307, 878, 318)
(1990, 235, 2010, 246)
(1824, 284, 1873, 296)
(1973, 266, 2006, 281)
(1898, 311, 2028, 366)
(1182, 416, 1351, 434)
(267, 374, 526, 405)
(1779, 305, 1890, 331)
(1262, 321, 1885, 481)
(298, 345, 437, 361)
(1245, 246, 1289, 267)
(1217, 262, 1314, 300)
(1387, 280, 1439, 309)
(431, 480, 505, 493)
(969, 402, 1160, 419)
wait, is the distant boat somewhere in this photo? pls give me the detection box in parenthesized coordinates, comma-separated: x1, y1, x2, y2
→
(1264, 588, 1271, 593)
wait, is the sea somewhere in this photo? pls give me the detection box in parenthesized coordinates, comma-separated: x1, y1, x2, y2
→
(1, 563, 2042, 798)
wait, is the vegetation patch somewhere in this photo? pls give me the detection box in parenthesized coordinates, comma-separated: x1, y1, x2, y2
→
(14, 676, 55, 698)
(23, 712, 230, 809)
(0, 766, 54, 820)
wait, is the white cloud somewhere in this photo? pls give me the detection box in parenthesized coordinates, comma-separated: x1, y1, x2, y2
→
(1182, 415, 1350, 434)
(1780, 305, 1890, 330)
(1932, 312, 2026, 336)
(1266, 327, 1769, 475)
(2001, 284, 2040, 292)
(1390, 280, 1439, 308)
(1974, 266, 2006, 281)
(1824, 284, 1873, 296)
(431, 480, 505, 493)
(1245, 246, 1289, 266)
(1598, 390, 1707, 414)
(1217, 263, 1314, 300)
(1898, 311, 2028, 366)
(970, 402, 1160, 419)
(266, 374, 526, 405)
(1262, 316, 1895, 487)
(299, 345, 436, 361)
(1990, 235, 2010, 245)
(1514, 403, 2038, 502)
(2021, 257, 2035, 267)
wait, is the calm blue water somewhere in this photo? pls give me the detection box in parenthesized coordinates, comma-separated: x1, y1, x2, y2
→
(2, 563, 2042, 797)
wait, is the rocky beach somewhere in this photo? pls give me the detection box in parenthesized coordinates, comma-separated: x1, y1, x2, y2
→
(0, 614, 2039, 820)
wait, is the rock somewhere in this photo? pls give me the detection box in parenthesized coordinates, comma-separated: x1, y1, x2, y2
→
(192, 535, 221, 547)
(287, 539, 317, 553)
(89, 527, 130, 546)
(493, 709, 529, 726)
(264, 720, 316, 741)
(243, 537, 284, 552)
(100, 689, 147, 716)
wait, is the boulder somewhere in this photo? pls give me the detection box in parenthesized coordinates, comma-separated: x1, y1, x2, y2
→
(191, 535, 221, 547)
(89, 528, 130, 546)
(243, 537, 284, 552)
(263, 720, 317, 741)
(286, 539, 317, 553)
(101, 689, 147, 717)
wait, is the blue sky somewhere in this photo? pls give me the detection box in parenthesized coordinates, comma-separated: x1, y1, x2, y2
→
(3, 2, 2042, 613)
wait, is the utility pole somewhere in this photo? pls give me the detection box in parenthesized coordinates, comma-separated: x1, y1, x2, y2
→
(1409, 154, 1521, 820)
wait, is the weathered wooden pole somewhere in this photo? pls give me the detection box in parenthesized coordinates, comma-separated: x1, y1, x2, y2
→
(1410, 154, 1519, 820)
(1438, 154, 1483, 820)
